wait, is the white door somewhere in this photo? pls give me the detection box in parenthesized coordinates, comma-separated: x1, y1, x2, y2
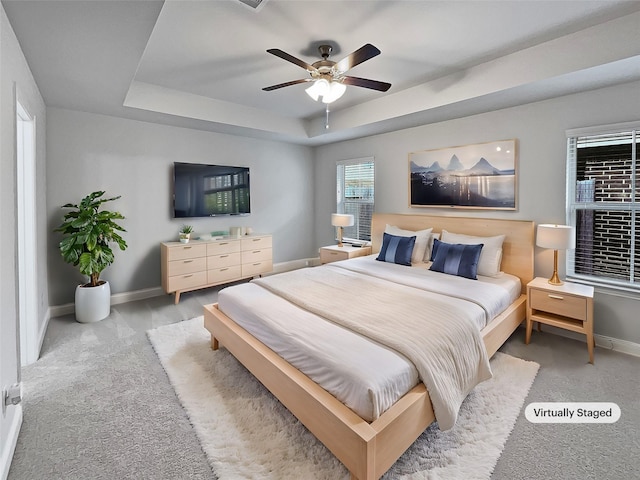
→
(16, 100, 38, 365)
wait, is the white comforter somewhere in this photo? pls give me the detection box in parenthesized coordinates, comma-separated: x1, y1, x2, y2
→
(252, 261, 501, 430)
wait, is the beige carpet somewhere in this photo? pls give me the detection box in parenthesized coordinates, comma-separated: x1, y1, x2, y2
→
(148, 317, 539, 479)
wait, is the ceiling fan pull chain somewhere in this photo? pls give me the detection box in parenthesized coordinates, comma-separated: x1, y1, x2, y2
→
(325, 103, 330, 129)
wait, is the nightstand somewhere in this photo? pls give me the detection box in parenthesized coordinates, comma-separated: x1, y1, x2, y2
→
(526, 277, 595, 364)
(319, 244, 372, 264)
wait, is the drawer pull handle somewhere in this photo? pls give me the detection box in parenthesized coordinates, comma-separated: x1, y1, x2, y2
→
(253, 263, 261, 266)
(330, 252, 338, 255)
(252, 238, 260, 242)
(253, 250, 261, 254)
(183, 260, 193, 263)
(183, 274, 193, 278)
(548, 294, 564, 300)
(183, 246, 192, 250)
(220, 255, 228, 258)
(220, 242, 228, 246)
(220, 268, 228, 272)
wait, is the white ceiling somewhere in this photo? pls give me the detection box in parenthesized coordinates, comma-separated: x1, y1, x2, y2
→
(3, 0, 640, 145)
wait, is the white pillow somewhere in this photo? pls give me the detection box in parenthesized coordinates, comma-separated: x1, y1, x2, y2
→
(428, 233, 440, 261)
(440, 230, 506, 277)
(385, 225, 433, 264)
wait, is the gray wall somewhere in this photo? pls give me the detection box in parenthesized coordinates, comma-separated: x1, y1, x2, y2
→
(314, 80, 640, 344)
(0, 4, 47, 472)
(46, 108, 315, 305)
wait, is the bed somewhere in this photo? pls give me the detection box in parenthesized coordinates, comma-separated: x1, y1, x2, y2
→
(203, 213, 535, 480)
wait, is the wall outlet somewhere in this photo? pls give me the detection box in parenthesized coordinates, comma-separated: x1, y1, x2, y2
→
(2, 383, 22, 415)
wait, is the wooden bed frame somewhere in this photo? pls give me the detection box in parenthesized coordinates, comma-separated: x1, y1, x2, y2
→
(204, 213, 535, 480)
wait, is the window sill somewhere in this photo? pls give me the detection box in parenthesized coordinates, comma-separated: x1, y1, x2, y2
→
(566, 275, 640, 299)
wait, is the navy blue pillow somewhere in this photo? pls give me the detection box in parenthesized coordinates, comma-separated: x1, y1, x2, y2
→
(376, 233, 416, 266)
(429, 239, 483, 280)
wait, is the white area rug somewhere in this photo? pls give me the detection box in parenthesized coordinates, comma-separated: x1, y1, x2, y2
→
(148, 317, 539, 479)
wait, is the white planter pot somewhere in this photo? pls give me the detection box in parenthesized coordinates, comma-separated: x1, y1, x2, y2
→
(75, 281, 111, 323)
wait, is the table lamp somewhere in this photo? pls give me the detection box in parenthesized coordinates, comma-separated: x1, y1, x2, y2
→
(536, 224, 576, 285)
(331, 213, 354, 247)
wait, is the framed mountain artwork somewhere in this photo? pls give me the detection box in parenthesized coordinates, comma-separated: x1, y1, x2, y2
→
(409, 139, 517, 210)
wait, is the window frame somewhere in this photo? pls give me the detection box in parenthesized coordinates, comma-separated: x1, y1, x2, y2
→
(565, 121, 640, 293)
(336, 157, 375, 244)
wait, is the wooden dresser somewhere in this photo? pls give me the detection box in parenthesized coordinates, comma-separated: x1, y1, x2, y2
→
(161, 234, 272, 303)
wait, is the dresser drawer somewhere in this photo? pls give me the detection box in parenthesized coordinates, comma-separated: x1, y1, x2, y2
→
(207, 240, 241, 256)
(166, 244, 207, 261)
(242, 260, 273, 277)
(208, 265, 242, 284)
(242, 248, 272, 263)
(167, 256, 207, 276)
(529, 288, 588, 321)
(166, 271, 208, 292)
(241, 236, 272, 251)
(207, 251, 241, 269)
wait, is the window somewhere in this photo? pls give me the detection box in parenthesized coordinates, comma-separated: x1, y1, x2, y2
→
(566, 122, 640, 291)
(337, 157, 374, 242)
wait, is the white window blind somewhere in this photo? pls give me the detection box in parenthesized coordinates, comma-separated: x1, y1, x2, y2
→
(566, 124, 639, 291)
(337, 157, 374, 242)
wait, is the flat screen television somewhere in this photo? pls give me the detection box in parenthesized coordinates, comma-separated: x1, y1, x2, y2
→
(173, 162, 250, 217)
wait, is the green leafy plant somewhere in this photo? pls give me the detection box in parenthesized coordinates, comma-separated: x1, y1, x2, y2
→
(55, 191, 128, 287)
(179, 225, 194, 234)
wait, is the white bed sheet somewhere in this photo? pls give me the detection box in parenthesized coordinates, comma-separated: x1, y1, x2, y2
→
(217, 257, 521, 422)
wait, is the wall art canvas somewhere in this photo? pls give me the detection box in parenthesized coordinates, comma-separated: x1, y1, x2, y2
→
(409, 139, 517, 210)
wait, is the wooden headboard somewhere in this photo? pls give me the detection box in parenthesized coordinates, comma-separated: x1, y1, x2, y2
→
(371, 213, 535, 293)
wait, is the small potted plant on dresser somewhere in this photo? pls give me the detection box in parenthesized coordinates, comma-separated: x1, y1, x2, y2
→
(179, 225, 193, 243)
(55, 191, 128, 323)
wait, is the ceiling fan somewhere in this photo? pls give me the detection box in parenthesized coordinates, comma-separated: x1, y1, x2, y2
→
(262, 43, 391, 104)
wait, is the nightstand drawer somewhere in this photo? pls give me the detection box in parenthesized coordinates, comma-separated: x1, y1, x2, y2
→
(529, 288, 588, 321)
(320, 250, 349, 263)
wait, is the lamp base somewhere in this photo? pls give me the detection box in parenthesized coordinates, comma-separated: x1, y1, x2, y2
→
(548, 249, 564, 285)
(547, 273, 564, 286)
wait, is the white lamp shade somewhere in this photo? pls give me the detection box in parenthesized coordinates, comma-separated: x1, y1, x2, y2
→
(322, 82, 346, 103)
(536, 224, 576, 250)
(305, 79, 328, 101)
(306, 79, 346, 104)
(331, 213, 354, 227)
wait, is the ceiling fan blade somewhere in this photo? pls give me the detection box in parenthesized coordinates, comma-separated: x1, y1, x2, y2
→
(266, 49, 318, 73)
(335, 44, 381, 73)
(262, 79, 312, 91)
(342, 76, 391, 92)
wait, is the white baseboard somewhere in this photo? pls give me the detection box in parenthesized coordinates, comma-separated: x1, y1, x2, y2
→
(48, 260, 640, 358)
(269, 258, 319, 275)
(47, 261, 320, 317)
(111, 286, 165, 305)
(528, 324, 640, 358)
(0, 405, 23, 480)
(49, 286, 165, 318)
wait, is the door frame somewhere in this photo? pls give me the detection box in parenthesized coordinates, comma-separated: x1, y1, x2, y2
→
(16, 97, 38, 366)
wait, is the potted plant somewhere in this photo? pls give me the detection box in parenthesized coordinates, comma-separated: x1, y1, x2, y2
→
(179, 224, 193, 243)
(55, 191, 127, 323)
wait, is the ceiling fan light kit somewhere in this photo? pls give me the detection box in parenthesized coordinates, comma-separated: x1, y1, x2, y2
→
(305, 79, 347, 104)
(263, 43, 391, 106)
